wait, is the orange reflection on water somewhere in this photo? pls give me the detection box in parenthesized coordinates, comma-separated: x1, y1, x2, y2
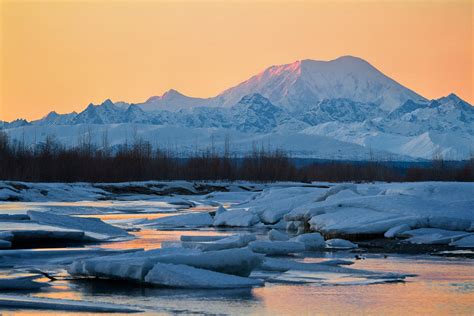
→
(253, 257, 474, 315)
(85, 213, 230, 251)
(100, 228, 231, 251)
(2, 210, 473, 315)
(79, 212, 170, 221)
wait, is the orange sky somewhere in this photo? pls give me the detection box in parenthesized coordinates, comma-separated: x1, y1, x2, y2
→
(1, 0, 473, 121)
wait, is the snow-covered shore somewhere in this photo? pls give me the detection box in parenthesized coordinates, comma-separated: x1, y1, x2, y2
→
(1, 180, 473, 248)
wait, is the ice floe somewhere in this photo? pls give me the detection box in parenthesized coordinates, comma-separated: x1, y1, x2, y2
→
(325, 239, 358, 249)
(315, 184, 358, 202)
(0, 248, 139, 268)
(0, 275, 51, 290)
(450, 235, 474, 248)
(69, 247, 264, 287)
(153, 247, 263, 276)
(213, 209, 260, 227)
(141, 212, 213, 228)
(144, 263, 263, 289)
(0, 231, 14, 240)
(180, 235, 229, 242)
(384, 224, 411, 238)
(268, 229, 290, 241)
(400, 228, 472, 245)
(260, 258, 404, 279)
(0, 221, 93, 245)
(292, 232, 325, 250)
(215, 205, 228, 216)
(318, 259, 354, 266)
(0, 239, 12, 249)
(0, 295, 142, 312)
(28, 211, 131, 240)
(181, 234, 257, 252)
(249, 241, 306, 255)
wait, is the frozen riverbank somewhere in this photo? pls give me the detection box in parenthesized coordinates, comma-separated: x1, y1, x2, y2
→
(0, 180, 473, 313)
(1, 180, 472, 250)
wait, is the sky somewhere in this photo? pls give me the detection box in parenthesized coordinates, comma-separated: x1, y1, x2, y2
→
(1, 0, 472, 121)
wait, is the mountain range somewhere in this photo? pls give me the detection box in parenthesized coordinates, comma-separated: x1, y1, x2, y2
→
(2, 56, 473, 160)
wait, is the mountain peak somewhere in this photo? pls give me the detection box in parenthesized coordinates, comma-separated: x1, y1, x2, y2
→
(162, 89, 184, 99)
(145, 89, 184, 103)
(331, 55, 368, 63)
(435, 93, 472, 111)
(444, 93, 463, 102)
(238, 93, 272, 106)
(44, 111, 59, 119)
(218, 55, 426, 111)
(297, 55, 367, 65)
(100, 99, 115, 107)
(266, 56, 369, 74)
(267, 60, 302, 74)
(436, 93, 469, 104)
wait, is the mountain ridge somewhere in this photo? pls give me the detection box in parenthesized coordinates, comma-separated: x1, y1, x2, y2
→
(2, 56, 472, 161)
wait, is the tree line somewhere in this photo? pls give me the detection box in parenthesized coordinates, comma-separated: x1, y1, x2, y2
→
(0, 131, 472, 182)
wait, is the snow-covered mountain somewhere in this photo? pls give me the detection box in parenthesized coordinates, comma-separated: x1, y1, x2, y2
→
(93, 56, 426, 113)
(216, 56, 426, 112)
(2, 56, 473, 160)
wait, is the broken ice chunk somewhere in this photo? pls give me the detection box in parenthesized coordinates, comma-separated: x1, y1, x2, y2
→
(144, 263, 264, 289)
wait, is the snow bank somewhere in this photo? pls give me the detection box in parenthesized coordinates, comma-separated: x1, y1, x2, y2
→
(238, 187, 326, 224)
(382, 182, 474, 203)
(282, 183, 473, 240)
(0, 188, 22, 202)
(0, 180, 261, 204)
(308, 207, 419, 238)
(302, 193, 473, 239)
(426, 216, 472, 232)
(315, 184, 358, 202)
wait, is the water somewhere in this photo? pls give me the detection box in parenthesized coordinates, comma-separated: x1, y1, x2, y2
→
(4, 252, 473, 315)
(1, 204, 473, 315)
